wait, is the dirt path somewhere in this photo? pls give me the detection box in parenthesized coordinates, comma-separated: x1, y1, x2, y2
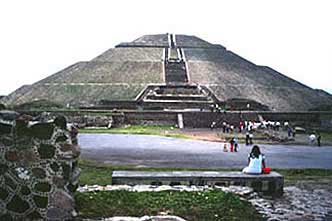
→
(172, 128, 332, 146)
(79, 134, 332, 169)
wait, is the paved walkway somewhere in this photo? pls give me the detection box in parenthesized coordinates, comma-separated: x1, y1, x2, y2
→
(79, 134, 332, 169)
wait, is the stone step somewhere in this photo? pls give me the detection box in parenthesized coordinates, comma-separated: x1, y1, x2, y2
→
(135, 84, 220, 110)
(142, 100, 214, 103)
(146, 95, 210, 102)
(112, 171, 284, 197)
(165, 60, 188, 83)
(148, 94, 206, 98)
(155, 88, 202, 95)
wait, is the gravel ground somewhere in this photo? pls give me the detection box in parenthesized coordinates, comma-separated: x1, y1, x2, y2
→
(79, 134, 332, 169)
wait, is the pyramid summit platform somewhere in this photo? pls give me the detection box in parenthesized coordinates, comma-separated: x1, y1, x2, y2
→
(2, 33, 332, 111)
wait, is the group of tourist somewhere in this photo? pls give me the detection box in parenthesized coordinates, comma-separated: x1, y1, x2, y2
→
(217, 119, 277, 174)
(223, 137, 239, 152)
(211, 120, 256, 133)
(218, 119, 256, 153)
(211, 116, 325, 174)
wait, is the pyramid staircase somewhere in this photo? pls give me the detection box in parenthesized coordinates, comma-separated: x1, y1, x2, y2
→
(137, 34, 219, 110)
(164, 47, 188, 83)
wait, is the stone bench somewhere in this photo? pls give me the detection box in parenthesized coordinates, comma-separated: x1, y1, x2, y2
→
(112, 171, 284, 197)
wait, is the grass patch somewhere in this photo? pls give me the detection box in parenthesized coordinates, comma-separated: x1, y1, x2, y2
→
(79, 160, 332, 186)
(79, 160, 235, 185)
(79, 160, 125, 186)
(274, 168, 332, 186)
(275, 168, 332, 177)
(75, 190, 262, 221)
(319, 132, 332, 141)
(79, 125, 191, 139)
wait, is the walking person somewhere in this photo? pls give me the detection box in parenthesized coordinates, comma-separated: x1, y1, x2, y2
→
(287, 127, 292, 137)
(226, 124, 230, 133)
(245, 132, 250, 145)
(229, 137, 235, 152)
(222, 122, 227, 133)
(244, 121, 248, 131)
(239, 121, 243, 133)
(234, 137, 239, 152)
(249, 132, 254, 145)
(276, 122, 281, 131)
(317, 133, 321, 147)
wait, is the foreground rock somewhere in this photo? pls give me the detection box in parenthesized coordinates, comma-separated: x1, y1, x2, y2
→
(252, 186, 332, 221)
(0, 113, 80, 220)
(100, 215, 187, 221)
(78, 184, 253, 195)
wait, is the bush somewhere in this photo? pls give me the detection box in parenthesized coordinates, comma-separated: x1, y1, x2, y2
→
(0, 103, 6, 110)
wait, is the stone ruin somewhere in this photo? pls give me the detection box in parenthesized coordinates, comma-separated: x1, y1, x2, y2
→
(2, 33, 332, 112)
(0, 110, 80, 220)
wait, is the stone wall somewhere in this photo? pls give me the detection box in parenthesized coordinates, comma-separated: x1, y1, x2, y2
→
(260, 111, 332, 129)
(124, 112, 178, 126)
(0, 111, 80, 220)
(16, 110, 332, 130)
(183, 112, 258, 128)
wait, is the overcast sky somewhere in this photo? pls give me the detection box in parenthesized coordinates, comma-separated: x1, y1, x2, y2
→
(0, 0, 331, 95)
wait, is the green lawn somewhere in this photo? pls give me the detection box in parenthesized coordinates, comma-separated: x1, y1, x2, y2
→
(319, 132, 332, 142)
(75, 190, 262, 221)
(78, 160, 234, 186)
(77, 161, 261, 220)
(78, 160, 332, 186)
(79, 125, 190, 139)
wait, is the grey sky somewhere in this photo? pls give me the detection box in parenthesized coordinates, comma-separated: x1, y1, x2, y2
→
(0, 0, 331, 95)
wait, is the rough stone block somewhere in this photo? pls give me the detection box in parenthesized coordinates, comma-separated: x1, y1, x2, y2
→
(112, 171, 284, 197)
(0, 115, 80, 220)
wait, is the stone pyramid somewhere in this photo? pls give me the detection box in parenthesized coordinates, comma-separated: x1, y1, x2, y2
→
(2, 33, 332, 111)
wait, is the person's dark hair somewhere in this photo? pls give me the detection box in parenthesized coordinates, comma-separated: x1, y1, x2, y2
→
(250, 145, 261, 158)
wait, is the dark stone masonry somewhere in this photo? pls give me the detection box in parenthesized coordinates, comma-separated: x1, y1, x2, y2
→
(0, 110, 80, 220)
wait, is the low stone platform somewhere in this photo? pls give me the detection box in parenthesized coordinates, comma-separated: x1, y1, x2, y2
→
(112, 171, 284, 197)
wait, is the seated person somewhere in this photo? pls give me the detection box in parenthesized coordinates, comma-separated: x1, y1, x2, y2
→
(242, 145, 266, 174)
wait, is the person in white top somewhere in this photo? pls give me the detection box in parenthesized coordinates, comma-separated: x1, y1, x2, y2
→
(309, 134, 316, 144)
(242, 145, 266, 174)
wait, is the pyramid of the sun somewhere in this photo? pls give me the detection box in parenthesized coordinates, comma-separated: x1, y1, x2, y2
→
(2, 33, 332, 111)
